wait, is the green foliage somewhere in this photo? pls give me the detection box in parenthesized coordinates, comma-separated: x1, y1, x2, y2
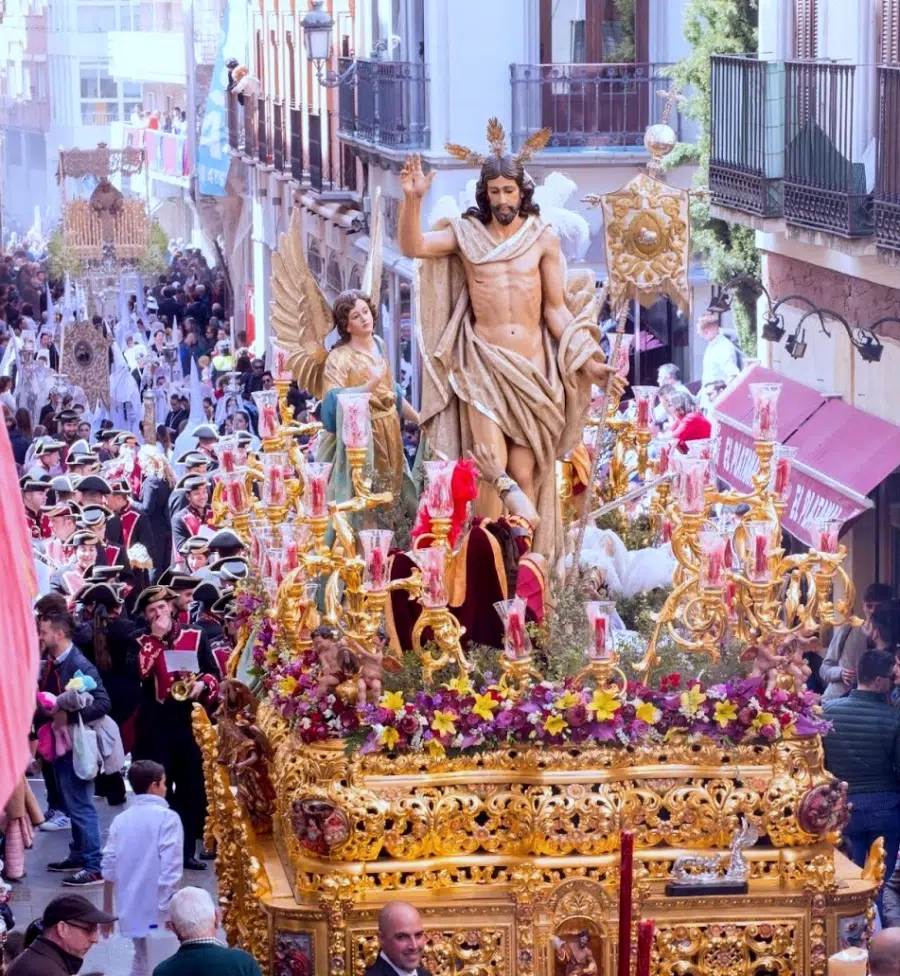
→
(665, 0, 761, 356)
(137, 221, 170, 277)
(47, 229, 83, 281)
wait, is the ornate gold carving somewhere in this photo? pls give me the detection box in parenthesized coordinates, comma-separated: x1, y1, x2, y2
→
(594, 173, 690, 315)
(354, 927, 508, 976)
(655, 920, 798, 974)
(60, 319, 113, 408)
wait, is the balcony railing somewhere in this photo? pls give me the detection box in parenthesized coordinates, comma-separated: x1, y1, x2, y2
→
(227, 91, 240, 152)
(290, 105, 304, 183)
(709, 55, 784, 217)
(273, 99, 285, 172)
(510, 62, 679, 151)
(243, 95, 257, 159)
(338, 57, 429, 150)
(257, 97, 269, 166)
(784, 61, 874, 238)
(309, 109, 357, 193)
(123, 126, 190, 179)
(876, 66, 900, 253)
(0, 94, 50, 130)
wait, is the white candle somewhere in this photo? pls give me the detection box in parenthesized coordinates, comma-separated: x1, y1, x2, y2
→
(827, 948, 867, 976)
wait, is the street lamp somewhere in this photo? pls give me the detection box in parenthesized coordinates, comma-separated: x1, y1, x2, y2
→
(302, 0, 358, 88)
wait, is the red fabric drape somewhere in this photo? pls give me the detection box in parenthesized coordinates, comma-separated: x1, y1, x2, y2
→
(0, 424, 40, 808)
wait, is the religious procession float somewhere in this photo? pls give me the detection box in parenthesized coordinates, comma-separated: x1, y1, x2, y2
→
(192, 113, 879, 976)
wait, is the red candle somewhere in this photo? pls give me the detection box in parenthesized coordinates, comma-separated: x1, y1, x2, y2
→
(617, 830, 635, 976)
(594, 615, 608, 656)
(704, 549, 724, 588)
(754, 534, 768, 577)
(636, 397, 650, 429)
(725, 579, 737, 612)
(662, 519, 672, 543)
(227, 480, 244, 514)
(774, 457, 790, 497)
(369, 546, 386, 590)
(267, 466, 285, 505)
(220, 447, 235, 474)
(310, 478, 325, 517)
(507, 607, 525, 657)
(657, 443, 671, 475)
(636, 920, 655, 976)
(261, 404, 277, 438)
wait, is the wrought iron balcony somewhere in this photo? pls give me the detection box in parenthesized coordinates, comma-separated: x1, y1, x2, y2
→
(290, 105, 304, 183)
(784, 61, 874, 238)
(273, 99, 285, 173)
(257, 97, 269, 166)
(709, 55, 784, 217)
(876, 65, 900, 253)
(510, 62, 678, 151)
(227, 91, 241, 152)
(242, 95, 257, 159)
(338, 57, 429, 151)
(309, 108, 358, 194)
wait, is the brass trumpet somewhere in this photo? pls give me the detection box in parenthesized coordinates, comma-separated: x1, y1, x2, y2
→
(170, 675, 199, 701)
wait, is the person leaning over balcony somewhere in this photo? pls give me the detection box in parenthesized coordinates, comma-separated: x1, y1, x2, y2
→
(820, 583, 893, 699)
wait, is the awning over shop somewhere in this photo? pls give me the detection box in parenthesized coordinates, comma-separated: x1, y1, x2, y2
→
(712, 366, 900, 546)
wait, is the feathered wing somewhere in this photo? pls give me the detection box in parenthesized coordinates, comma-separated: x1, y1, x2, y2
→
(361, 186, 384, 307)
(270, 207, 333, 398)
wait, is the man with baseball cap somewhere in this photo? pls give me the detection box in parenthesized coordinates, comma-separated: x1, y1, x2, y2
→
(6, 895, 116, 976)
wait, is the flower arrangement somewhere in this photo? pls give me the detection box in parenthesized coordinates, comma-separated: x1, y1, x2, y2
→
(263, 657, 361, 742)
(352, 674, 829, 757)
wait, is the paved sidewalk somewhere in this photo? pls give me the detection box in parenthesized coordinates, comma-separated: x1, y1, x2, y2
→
(6, 778, 219, 975)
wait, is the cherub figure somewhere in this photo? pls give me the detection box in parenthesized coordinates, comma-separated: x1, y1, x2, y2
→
(781, 636, 813, 694)
(313, 626, 359, 699)
(348, 629, 389, 705)
(740, 639, 784, 696)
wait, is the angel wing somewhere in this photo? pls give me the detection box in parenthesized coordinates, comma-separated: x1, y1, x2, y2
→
(270, 207, 333, 398)
(361, 186, 384, 307)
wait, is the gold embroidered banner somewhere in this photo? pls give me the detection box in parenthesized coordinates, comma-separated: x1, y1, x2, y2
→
(62, 320, 113, 409)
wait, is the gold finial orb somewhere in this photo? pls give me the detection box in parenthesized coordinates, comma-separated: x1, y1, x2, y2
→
(643, 123, 678, 159)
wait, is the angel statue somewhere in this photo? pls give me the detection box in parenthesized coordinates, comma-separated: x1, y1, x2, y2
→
(270, 189, 419, 506)
(399, 118, 625, 563)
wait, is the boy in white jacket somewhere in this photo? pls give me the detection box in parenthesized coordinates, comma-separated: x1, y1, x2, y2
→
(101, 760, 184, 976)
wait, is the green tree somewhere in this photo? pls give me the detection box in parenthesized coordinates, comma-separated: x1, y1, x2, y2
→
(665, 0, 760, 355)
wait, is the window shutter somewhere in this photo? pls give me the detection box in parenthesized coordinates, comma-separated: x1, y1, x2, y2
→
(883, 0, 900, 63)
(794, 0, 818, 59)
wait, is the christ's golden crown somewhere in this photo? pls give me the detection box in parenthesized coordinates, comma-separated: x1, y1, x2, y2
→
(444, 117, 552, 167)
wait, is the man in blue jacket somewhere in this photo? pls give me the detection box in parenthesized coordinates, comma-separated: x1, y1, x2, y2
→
(824, 648, 900, 899)
(37, 608, 111, 888)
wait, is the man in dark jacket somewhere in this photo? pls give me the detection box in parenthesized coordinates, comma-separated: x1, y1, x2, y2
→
(37, 609, 112, 887)
(363, 903, 432, 976)
(823, 648, 900, 892)
(7, 895, 117, 976)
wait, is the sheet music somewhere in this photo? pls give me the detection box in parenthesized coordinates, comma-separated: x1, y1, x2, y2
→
(164, 650, 199, 674)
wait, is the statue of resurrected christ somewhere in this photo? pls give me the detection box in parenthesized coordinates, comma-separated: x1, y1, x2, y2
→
(398, 118, 625, 563)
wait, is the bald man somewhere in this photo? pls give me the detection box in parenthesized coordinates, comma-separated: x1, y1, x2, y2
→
(870, 927, 900, 975)
(364, 902, 431, 976)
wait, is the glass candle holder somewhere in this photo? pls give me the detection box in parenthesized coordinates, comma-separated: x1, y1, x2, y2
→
(699, 528, 728, 589)
(221, 469, 249, 516)
(810, 517, 842, 555)
(745, 520, 776, 583)
(631, 386, 658, 432)
(280, 522, 307, 574)
(215, 434, 238, 474)
(261, 452, 288, 507)
(674, 455, 708, 514)
(612, 333, 634, 378)
(265, 547, 285, 588)
(337, 392, 371, 450)
(494, 597, 531, 660)
(655, 433, 674, 475)
(301, 462, 331, 518)
(424, 460, 455, 519)
(585, 600, 616, 661)
(771, 445, 798, 502)
(271, 343, 292, 382)
(359, 529, 393, 592)
(256, 527, 276, 576)
(411, 547, 448, 608)
(750, 382, 782, 442)
(252, 389, 280, 440)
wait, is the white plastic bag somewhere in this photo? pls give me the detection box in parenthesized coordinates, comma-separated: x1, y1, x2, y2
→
(72, 715, 101, 781)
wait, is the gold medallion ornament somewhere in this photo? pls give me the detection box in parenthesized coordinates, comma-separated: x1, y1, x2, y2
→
(61, 319, 113, 409)
(596, 172, 691, 315)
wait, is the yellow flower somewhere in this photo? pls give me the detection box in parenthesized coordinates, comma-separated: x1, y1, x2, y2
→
(276, 675, 298, 697)
(714, 701, 738, 728)
(587, 688, 621, 721)
(472, 693, 498, 722)
(431, 710, 457, 737)
(425, 738, 445, 758)
(635, 701, 661, 725)
(544, 713, 569, 736)
(265, 649, 280, 666)
(555, 690, 582, 710)
(380, 726, 400, 749)
(381, 691, 405, 713)
(446, 675, 473, 695)
(680, 686, 707, 717)
(752, 711, 777, 730)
